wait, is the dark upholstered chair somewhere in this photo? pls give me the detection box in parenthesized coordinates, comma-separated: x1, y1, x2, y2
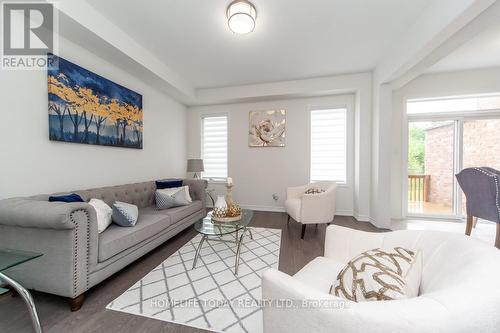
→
(456, 167, 500, 249)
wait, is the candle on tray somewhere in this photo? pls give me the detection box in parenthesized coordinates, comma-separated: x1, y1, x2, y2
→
(226, 177, 234, 207)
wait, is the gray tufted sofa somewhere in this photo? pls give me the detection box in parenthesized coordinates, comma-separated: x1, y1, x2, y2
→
(0, 178, 207, 311)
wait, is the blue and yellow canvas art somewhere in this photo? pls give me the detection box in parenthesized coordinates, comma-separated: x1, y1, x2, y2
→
(48, 53, 143, 149)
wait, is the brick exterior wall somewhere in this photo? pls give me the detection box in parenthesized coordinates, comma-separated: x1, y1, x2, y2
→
(425, 119, 500, 208)
(462, 119, 500, 169)
(424, 124, 454, 207)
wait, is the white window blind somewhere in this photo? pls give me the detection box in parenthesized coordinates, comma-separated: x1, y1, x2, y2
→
(310, 108, 347, 183)
(201, 115, 228, 180)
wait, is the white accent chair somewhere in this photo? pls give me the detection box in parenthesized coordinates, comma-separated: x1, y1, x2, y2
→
(262, 225, 500, 333)
(284, 181, 337, 238)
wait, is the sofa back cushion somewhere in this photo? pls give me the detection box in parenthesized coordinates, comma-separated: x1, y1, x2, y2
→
(76, 181, 157, 208)
(329, 227, 500, 297)
(375, 230, 500, 296)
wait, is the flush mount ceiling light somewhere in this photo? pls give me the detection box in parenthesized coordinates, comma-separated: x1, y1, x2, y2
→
(227, 0, 257, 34)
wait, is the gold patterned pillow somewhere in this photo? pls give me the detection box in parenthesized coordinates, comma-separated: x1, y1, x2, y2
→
(330, 247, 422, 302)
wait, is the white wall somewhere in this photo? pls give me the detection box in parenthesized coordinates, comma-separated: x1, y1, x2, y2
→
(187, 94, 360, 216)
(190, 72, 373, 221)
(0, 34, 187, 199)
(390, 66, 500, 219)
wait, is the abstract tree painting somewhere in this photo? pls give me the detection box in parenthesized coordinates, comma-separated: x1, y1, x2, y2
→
(249, 109, 286, 147)
(48, 53, 143, 149)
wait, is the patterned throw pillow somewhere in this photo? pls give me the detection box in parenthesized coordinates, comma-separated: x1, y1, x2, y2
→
(155, 189, 190, 210)
(156, 186, 192, 203)
(304, 187, 325, 194)
(112, 201, 139, 227)
(330, 247, 422, 302)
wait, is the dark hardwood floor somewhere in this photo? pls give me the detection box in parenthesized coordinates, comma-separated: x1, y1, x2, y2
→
(0, 212, 382, 333)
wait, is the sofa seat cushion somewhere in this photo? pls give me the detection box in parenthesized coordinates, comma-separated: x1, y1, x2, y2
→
(293, 256, 344, 293)
(164, 200, 203, 224)
(139, 205, 170, 216)
(98, 211, 171, 262)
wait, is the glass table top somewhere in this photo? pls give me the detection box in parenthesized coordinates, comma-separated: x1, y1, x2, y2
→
(194, 210, 254, 236)
(0, 249, 43, 272)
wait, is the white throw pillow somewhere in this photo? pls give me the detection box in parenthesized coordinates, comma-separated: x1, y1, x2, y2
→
(331, 247, 422, 302)
(157, 186, 192, 203)
(184, 185, 192, 202)
(89, 198, 112, 233)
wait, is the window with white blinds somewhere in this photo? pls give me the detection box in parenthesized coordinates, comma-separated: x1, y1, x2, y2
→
(201, 115, 228, 180)
(310, 108, 347, 183)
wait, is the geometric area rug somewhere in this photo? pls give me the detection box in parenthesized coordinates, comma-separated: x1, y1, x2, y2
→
(107, 227, 281, 333)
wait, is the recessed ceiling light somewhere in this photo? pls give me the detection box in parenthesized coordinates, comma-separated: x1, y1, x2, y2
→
(227, 0, 257, 34)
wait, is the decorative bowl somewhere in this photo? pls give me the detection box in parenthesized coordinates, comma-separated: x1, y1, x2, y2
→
(212, 214, 242, 223)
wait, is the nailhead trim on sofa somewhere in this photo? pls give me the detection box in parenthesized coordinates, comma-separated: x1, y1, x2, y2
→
(70, 209, 90, 296)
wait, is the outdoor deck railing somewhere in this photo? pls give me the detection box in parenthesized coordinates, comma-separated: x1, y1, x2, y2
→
(408, 175, 430, 202)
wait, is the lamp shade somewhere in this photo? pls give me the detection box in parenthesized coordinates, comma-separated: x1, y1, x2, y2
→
(187, 159, 204, 173)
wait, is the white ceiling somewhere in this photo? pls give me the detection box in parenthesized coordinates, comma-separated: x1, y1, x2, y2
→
(428, 19, 500, 73)
(86, 0, 432, 89)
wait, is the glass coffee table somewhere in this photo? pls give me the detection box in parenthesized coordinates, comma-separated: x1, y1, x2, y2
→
(0, 248, 43, 333)
(192, 209, 254, 275)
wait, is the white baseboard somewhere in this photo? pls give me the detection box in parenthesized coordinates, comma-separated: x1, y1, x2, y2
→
(239, 204, 286, 212)
(335, 209, 353, 216)
(330, 210, 372, 223)
(353, 213, 371, 222)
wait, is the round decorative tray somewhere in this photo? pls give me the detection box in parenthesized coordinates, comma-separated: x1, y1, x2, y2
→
(211, 214, 242, 223)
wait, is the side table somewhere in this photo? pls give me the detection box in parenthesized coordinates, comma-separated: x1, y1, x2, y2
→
(0, 249, 43, 333)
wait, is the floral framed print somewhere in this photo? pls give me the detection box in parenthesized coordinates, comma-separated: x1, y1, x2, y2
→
(248, 109, 286, 147)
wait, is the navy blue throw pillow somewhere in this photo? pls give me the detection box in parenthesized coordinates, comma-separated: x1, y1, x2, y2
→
(156, 179, 183, 190)
(48, 193, 84, 203)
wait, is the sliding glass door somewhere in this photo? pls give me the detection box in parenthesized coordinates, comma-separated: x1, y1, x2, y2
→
(406, 94, 500, 219)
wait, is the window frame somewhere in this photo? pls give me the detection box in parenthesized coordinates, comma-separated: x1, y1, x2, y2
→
(200, 113, 229, 182)
(406, 93, 500, 115)
(308, 104, 352, 186)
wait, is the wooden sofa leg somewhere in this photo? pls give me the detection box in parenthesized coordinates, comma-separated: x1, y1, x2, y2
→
(495, 223, 500, 249)
(70, 293, 85, 312)
(8, 287, 19, 298)
(301, 224, 306, 239)
(465, 215, 473, 236)
(287, 214, 291, 224)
